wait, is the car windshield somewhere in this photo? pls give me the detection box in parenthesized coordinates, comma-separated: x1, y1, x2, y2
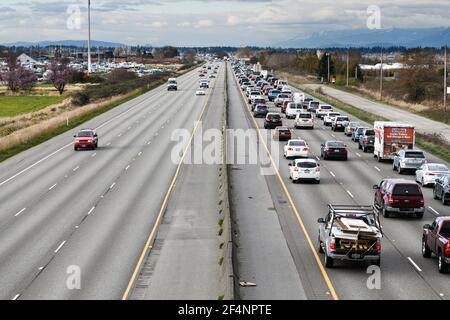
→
(278, 128, 290, 132)
(269, 115, 281, 119)
(310, 102, 319, 106)
(392, 184, 422, 196)
(290, 141, 306, 146)
(77, 132, 93, 137)
(299, 113, 312, 119)
(278, 94, 288, 99)
(428, 164, 449, 172)
(357, 128, 366, 133)
(405, 152, 425, 159)
(440, 222, 450, 237)
(365, 130, 375, 135)
(321, 106, 332, 109)
(297, 162, 317, 168)
(327, 142, 345, 148)
(271, 91, 280, 95)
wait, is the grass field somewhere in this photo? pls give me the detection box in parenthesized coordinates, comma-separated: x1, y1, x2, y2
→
(0, 95, 66, 117)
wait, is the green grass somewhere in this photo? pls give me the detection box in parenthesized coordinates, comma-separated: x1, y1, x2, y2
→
(0, 95, 66, 117)
(298, 85, 450, 163)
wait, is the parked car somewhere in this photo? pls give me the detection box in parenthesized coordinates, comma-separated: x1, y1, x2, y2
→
(373, 179, 425, 218)
(318, 205, 382, 268)
(393, 150, 426, 174)
(272, 127, 292, 141)
(264, 113, 283, 129)
(422, 217, 450, 273)
(415, 164, 449, 187)
(331, 116, 350, 132)
(289, 158, 320, 184)
(295, 112, 314, 129)
(284, 139, 310, 159)
(73, 129, 98, 151)
(358, 128, 375, 153)
(345, 122, 361, 137)
(253, 105, 269, 118)
(320, 141, 348, 160)
(433, 174, 450, 205)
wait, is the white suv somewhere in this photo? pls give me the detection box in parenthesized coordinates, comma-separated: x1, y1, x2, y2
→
(295, 112, 314, 129)
(289, 158, 321, 184)
(285, 103, 303, 119)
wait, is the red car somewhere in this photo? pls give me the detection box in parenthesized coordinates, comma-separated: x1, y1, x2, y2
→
(273, 127, 292, 141)
(74, 129, 98, 151)
(373, 179, 425, 218)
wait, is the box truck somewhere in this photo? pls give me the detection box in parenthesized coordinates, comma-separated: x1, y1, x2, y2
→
(374, 121, 415, 161)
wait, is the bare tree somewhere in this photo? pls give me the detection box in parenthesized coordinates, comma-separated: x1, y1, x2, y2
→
(48, 58, 75, 95)
(2, 63, 37, 92)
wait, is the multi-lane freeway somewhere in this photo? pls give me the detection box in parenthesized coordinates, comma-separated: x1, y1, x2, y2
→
(0, 61, 449, 300)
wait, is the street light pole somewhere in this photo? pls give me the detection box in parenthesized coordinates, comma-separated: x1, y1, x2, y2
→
(327, 53, 330, 83)
(346, 49, 349, 86)
(379, 47, 383, 100)
(87, 0, 92, 74)
(445, 46, 447, 113)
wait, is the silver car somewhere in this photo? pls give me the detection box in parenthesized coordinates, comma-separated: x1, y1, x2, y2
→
(393, 150, 426, 174)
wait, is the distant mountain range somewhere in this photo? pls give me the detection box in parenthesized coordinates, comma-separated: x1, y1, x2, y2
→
(2, 40, 128, 48)
(275, 27, 450, 48)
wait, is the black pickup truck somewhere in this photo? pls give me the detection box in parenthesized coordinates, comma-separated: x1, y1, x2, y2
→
(423, 217, 450, 273)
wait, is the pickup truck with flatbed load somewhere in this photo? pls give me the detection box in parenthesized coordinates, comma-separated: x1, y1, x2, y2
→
(318, 205, 382, 268)
(422, 217, 450, 273)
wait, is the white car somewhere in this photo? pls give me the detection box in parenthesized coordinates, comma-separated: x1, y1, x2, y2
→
(285, 103, 303, 119)
(289, 158, 320, 184)
(284, 139, 310, 159)
(196, 89, 206, 96)
(415, 163, 450, 187)
(295, 112, 314, 129)
(323, 112, 341, 126)
(274, 94, 291, 107)
(316, 105, 333, 119)
(248, 92, 262, 103)
(246, 86, 256, 97)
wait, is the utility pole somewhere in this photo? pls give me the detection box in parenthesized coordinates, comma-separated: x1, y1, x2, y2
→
(327, 53, 330, 83)
(346, 50, 350, 86)
(445, 46, 447, 113)
(87, 0, 92, 73)
(379, 47, 383, 100)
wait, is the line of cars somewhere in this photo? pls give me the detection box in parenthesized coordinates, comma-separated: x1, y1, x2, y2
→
(232, 61, 449, 272)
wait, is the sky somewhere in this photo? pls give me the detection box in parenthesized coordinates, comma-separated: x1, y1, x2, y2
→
(1, 0, 450, 46)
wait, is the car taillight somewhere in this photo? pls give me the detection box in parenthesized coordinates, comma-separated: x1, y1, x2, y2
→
(329, 237, 335, 251)
(365, 137, 369, 143)
(376, 239, 381, 252)
(444, 243, 450, 256)
(425, 172, 435, 176)
(315, 167, 321, 173)
(303, 147, 309, 151)
(288, 147, 293, 151)
(420, 197, 424, 205)
(388, 195, 394, 205)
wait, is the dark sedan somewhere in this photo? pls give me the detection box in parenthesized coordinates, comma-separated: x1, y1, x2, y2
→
(264, 113, 283, 129)
(253, 105, 269, 118)
(320, 141, 348, 160)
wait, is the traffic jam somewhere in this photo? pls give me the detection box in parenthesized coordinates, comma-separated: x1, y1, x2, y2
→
(232, 60, 450, 274)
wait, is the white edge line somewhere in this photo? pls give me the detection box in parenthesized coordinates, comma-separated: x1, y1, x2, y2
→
(54, 240, 66, 254)
(428, 206, 440, 215)
(329, 171, 336, 178)
(15, 208, 26, 217)
(408, 257, 422, 272)
(347, 190, 355, 198)
(49, 183, 57, 190)
(12, 294, 20, 301)
(88, 206, 96, 215)
(374, 166, 381, 172)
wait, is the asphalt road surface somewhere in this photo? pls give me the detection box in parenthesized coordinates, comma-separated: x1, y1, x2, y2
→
(0, 66, 221, 300)
(231, 63, 450, 300)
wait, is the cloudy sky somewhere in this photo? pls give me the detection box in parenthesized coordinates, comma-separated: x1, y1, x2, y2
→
(0, 0, 450, 46)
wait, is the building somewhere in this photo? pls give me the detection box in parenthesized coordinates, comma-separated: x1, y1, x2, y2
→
(16, 53, 37, 65)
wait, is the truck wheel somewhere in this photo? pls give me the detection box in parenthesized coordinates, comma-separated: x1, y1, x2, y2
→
(438, 252, 449, 273)
(392, 163, 397, 171)
(318, 239, 324, 253)
(358, 143, 362, 150)
(422, 238, 432, 258)
(324, 254, 334, 268)
(382, 207, 390, 218)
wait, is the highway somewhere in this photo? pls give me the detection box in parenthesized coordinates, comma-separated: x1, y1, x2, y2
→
(0, 65, 223, 299)
(0, 60, 449, 300)
(229, 63, 450, 300)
